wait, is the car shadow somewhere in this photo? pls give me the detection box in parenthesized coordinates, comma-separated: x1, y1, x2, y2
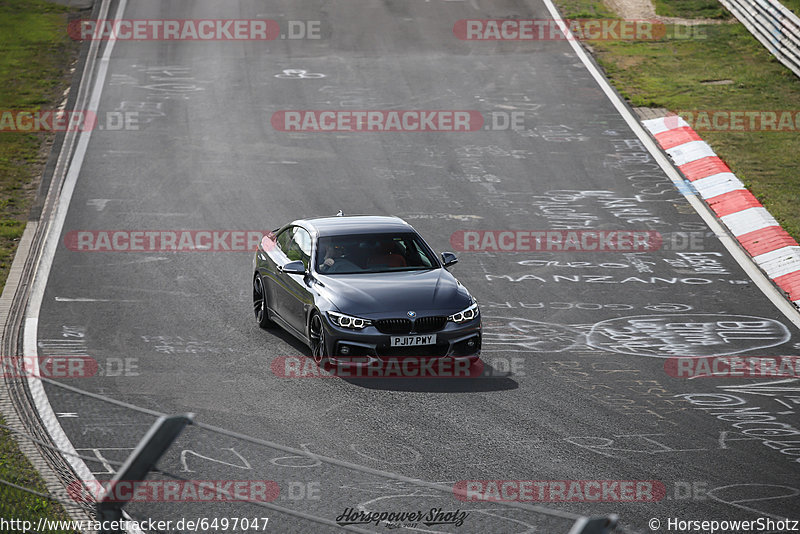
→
(336, 359, 519, 393)
(259, 327, 519, 392)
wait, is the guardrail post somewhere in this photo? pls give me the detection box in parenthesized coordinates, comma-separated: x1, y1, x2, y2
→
(97, 413, 194, 533)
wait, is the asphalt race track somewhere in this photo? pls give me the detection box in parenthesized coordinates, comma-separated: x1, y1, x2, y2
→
(31, 0, 800, 532)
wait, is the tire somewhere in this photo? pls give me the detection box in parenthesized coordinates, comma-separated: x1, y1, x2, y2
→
(309, 312, 331, 367)
(253, 274, 276, 329)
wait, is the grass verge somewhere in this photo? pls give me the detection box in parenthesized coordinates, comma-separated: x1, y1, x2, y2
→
(554, 0, 800, 242)
(0, 0, 83, 527)
(779, 0, 800, 16)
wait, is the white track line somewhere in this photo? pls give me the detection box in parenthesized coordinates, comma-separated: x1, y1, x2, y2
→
(24, 0, 131, 519)
(540, 0, 800, 330)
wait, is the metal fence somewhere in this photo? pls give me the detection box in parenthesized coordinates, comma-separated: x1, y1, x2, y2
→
(1, 377, 620, 534)
(719, 0, 800, 77)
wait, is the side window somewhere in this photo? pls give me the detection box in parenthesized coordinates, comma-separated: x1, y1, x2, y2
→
(289, 228, 312, 269)
(276, 228, 293, 254)
(270, 228, 291, 267)
(278, 227, 312, 269)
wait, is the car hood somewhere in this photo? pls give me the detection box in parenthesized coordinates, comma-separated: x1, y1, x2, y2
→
(316, 268, 472, 317)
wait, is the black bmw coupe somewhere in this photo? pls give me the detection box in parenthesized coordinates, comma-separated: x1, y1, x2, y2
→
(252, 215, 481, 368)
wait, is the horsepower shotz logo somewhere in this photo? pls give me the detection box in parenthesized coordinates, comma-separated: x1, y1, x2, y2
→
(336, 508, 468, 527)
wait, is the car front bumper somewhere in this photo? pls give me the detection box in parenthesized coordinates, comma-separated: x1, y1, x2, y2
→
(320, 312, 482, 369)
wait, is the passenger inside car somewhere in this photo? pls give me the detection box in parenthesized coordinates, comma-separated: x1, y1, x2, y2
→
(367, 238, 407, 268)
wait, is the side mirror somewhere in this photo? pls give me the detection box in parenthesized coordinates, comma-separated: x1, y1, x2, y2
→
(278, 260, 306, 275)
(441, 252, 458, 267)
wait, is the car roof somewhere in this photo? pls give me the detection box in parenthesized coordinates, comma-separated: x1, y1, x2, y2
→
(294, 216, 415, 237)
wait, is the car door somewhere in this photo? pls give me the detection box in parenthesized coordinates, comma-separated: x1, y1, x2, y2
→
(273, 226, 313, 335)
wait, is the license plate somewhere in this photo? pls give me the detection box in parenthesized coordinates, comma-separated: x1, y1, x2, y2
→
(390, 334, 436, 347)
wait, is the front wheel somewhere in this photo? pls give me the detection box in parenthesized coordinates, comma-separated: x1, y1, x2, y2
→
(309, 313, 330, 367)
(253, 274, 276, 329)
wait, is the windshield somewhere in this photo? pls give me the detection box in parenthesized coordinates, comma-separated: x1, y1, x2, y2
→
(315, 233, 439, 274)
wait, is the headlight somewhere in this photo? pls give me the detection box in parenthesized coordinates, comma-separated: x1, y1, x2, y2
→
(448, 302, 479, 324)
(327, 311, 372, 329)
